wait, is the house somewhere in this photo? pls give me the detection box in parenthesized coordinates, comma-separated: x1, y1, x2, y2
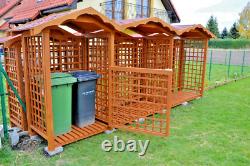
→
(0, 0, 180, 37)
(0, 0, 21, 37)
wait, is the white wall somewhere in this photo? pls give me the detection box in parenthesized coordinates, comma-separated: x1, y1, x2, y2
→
(77, 0, 107, 12)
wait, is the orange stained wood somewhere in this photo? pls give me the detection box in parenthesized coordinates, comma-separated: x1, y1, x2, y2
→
(10, 7, 123, 35)
(173, 24, 216, 39)
(2, 6, 216, 152)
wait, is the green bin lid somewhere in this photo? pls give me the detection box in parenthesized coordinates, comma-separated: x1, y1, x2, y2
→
(51, 73, 77, 86)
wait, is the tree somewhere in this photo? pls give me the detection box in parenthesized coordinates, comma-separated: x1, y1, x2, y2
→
(221, 27, 228, 39)
(229, 22, 240, 39)
(238, 2, 250, 38)
(206, 16, 220, 38)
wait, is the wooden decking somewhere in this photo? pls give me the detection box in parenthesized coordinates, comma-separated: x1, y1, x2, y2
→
(55, 121, 107, 146)
(172, 91, 200, 107)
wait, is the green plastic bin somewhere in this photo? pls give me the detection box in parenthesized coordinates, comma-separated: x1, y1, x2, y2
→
(51, 73, 77, 136)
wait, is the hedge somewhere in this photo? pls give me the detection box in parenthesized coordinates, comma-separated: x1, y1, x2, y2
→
(208, 39, 250, 49)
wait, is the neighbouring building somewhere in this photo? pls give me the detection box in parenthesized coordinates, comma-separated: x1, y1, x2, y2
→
(0, 0, 21, 37)
(0, 0, 180, 37)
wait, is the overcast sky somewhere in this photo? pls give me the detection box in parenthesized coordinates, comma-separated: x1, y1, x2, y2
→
(171, 0, 249, 32)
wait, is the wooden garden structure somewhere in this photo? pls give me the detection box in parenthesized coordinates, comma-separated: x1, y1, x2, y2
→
(172, 25, 215, 106)
(3, 8, 214, 152)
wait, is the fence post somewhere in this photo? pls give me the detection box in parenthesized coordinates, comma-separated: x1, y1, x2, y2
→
(208, 49, 213, 81)
(241, 50, 246, 75)
(224, 51, 228, 66)
(0, 53, 8, 139)
(227, 50, 232, 79)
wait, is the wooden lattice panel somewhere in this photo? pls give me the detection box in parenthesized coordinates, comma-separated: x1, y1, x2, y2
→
(145, 38, 172, 69)
(4, 45, 26, 130)
(182, 39, 206, 92)
(87, 37, 109, 122)
(110, 66, 172, 136)
(25, 36, 47, 136)
(173, 39, 181, 92)
(115, 38, 144, 67)
(173, 39, 206, 95)
(115, 38, 172, 69)
(50, 37, 83, 72)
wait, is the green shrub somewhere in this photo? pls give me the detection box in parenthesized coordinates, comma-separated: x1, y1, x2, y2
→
(209, 39, 250, 49)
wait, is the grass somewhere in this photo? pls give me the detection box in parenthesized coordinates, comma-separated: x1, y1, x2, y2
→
(205, 64, 250, 87)
(0, 75, 250, 165)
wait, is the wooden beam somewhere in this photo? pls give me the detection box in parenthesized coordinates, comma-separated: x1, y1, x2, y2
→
(108, 32, 115, 128)
(177, 39, 185, 91)
(22, 33, 36, 135)
(76, 15, 112, 32)
(15, 42, 27, 130)
(63, 22, 86, 34)
(200, 39, 208, 96)
(42, 29, 56, 151)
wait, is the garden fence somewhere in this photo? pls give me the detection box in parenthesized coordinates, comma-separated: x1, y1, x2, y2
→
(206, 49, 250, 87)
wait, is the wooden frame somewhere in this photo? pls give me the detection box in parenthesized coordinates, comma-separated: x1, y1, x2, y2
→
(3, 8, 214, 151)
(4, 40, 27, 130)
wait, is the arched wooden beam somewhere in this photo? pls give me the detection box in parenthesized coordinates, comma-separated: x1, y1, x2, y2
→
(173, 24, 216, 39)
(120, 17, 176, 36)
(10, 7, 123, 35)
(3, 34, 22, 48)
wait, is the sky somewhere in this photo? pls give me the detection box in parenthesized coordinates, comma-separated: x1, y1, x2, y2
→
(171, 0, 249, 32)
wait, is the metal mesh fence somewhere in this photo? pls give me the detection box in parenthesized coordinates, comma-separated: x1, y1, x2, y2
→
(206, 49, 250, 87)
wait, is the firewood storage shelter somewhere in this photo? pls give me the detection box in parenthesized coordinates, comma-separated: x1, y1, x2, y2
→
(172, 25, 215, 106)
(3, 7, 214, 153)
(110, 18, 177, 136)
(5, 8, 124, 151)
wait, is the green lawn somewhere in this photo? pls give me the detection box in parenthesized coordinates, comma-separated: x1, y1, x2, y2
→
(0, 75, 250, 165)
(206, 64, 250, 87)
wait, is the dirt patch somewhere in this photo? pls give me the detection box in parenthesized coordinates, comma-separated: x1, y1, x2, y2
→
(12, 135, 42, 152)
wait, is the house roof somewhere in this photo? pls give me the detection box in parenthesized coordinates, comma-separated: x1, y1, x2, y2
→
(161, 0, 180, 23)
(0, 22, 9, 31)
(0, 0, 21, 17)
(3, 0, 181, 26)
(5, 0, 76, 24)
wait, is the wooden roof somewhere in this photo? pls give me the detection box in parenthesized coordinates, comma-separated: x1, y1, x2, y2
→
(118, 17, 177, 36)
(5, 0, 76, 24)
(10, 7, 123, 35)
(8, 7, 214, 39)
(173, 24, 216, 38)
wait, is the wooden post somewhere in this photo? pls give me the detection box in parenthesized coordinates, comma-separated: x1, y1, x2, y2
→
(166, 72, 172, 136)
(108, 32, 115, 128)
(177, 39, 185, 91)
(15, 43, 27, 130)
(166, 37, 174, 136)
(42, 29, 56, 151)
(22, 34, 36, 135)
(200, 39, 208, 97)
(169, 37, 174, 69)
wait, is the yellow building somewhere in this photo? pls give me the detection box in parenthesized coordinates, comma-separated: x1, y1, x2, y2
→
(77, 0, 180, 23)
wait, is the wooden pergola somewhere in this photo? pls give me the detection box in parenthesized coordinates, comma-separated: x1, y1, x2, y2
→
(3, 8, 214, 152)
